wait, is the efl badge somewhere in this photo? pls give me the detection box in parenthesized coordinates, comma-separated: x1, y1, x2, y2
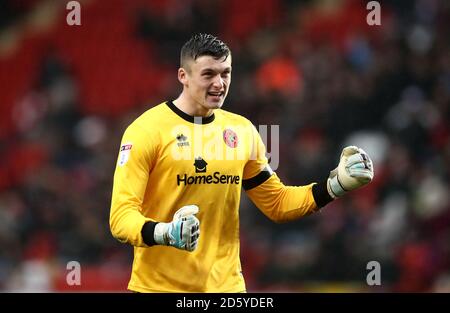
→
(118, 143, 132, 166)
(223, 129, 238, 148)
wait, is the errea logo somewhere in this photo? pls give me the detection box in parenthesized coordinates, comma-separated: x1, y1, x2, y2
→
(176, 134, 189, 147)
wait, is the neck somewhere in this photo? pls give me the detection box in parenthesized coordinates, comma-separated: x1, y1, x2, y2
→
(173, 93, 214, 117)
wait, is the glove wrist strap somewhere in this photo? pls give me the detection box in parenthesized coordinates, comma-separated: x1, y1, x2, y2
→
(154, 222, 170, 246)
(327, 176, 347, 198)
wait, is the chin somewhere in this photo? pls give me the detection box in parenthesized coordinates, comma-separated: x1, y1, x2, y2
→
(206, 100, 224, 109)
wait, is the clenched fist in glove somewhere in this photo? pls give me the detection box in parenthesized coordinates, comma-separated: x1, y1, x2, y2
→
(327, 146, 374, 199)
(153, 205, 200, 252)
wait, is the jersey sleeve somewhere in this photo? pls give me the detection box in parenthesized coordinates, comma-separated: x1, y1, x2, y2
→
(109, 122, 158, 247)
(245, 174, 320, 223)
(242, 122, 323, 222)
(242, 124, 273, 190)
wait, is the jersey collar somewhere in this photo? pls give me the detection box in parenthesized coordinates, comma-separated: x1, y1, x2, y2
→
(166, 101, 215, 124)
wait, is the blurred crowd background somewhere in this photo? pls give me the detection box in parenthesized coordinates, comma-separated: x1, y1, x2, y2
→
(0, 0, 449, 292)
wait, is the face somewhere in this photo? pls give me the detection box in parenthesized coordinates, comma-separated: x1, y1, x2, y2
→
(179, 55, 232, 115)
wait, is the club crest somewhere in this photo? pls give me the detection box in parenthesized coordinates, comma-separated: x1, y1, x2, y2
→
(223, 129, 238, 148)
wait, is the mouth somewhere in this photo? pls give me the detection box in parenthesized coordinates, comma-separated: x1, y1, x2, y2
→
(207, 91, 225, 100)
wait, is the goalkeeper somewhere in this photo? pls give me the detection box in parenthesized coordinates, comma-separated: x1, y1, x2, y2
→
(109, 33, 374, 293)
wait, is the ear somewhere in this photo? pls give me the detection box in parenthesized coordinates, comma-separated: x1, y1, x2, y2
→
(178, 67, 189, 87)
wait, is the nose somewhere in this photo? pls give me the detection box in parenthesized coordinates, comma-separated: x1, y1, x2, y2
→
(212, 74, 224, 89)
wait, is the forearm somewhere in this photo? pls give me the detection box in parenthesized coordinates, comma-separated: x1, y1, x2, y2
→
(109, 199, 154, 247)
(245, 174, 333, 223)
(109, 122, 157, 247)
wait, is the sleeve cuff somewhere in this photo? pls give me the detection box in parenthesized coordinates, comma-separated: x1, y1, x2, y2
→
(141, 221, 158, 246)
(312, 180, 334, 208)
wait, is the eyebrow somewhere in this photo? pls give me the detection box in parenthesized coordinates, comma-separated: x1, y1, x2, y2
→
(201, 67, 232, 74)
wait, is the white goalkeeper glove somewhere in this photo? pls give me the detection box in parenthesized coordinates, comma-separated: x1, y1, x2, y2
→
(153, 205, 200, 252)
(327, 146, 374, 199)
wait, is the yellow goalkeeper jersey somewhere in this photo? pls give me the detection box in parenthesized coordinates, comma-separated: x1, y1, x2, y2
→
(110, 101, 319, 292)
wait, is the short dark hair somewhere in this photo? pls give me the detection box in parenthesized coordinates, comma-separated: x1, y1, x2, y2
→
(180, 33, 231, 69)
